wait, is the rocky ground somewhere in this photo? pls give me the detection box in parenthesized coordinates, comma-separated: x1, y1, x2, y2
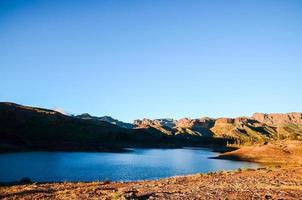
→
(1, 166, 302, 200)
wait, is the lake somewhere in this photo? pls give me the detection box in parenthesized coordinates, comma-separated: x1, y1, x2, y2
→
(0, 148, 259, 182)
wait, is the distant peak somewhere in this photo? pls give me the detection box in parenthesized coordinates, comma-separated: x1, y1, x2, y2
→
(53, 108, 71, 116)
(77, 113, 92, 118)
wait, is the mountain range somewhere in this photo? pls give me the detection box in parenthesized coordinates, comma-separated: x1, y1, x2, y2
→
(0, 102, 301, 152)
(80, 112, 302, 145)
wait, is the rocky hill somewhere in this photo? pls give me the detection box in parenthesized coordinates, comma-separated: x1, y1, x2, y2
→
(0, 102, 133, 152)
(134, 117, 215, 137)
(134, 113, 302, 146)
(0, 103, 222, 152)
(0, 102, 301, 152)
(252, 112, 302, 126)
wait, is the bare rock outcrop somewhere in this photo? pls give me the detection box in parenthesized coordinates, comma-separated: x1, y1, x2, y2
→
(133, 118, 176, 135)
(134, 118, 176, 129)
(176, 118, 214, 129)
(252, 112, 302, 126)
(215, 118, 235, 124)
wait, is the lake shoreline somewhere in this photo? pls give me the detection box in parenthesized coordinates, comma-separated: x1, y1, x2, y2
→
(1, 166, 301, 199)
(0, 142, 235, 154)
(2, 140, 301, 184)
(0, 147, 256, 185)
(1, 141, 302, 199)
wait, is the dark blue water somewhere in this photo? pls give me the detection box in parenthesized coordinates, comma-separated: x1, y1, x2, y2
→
(0, 148, 259, 182)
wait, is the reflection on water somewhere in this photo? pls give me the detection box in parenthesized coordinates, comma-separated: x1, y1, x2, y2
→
(0, 148, 259, 182)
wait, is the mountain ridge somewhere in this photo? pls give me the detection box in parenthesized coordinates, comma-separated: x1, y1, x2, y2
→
(76, 113, 134, 129)
(0, 102, 301, 152)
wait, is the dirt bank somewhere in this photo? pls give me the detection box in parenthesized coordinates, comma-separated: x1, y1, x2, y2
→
(218, 140, 302, 165)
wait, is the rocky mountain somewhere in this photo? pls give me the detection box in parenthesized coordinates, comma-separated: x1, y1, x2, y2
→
(0, 102, 301, 152)
(252, 112, 302, 126)
(76, 113, 134, 129)
(0, 102, 134, 152)
(0, 102, 221, 152)
(133, 117, 215, 137)
(133, 113, 302, 146)
(133, 118, 176, 135)
(210, 117, 277, 145)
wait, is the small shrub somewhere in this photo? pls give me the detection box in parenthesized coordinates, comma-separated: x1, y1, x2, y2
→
(103, 178, 111, 184)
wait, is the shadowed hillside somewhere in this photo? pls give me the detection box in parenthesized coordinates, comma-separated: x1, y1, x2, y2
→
(0, 102, 134, 152)
(0, 103, 227, 152)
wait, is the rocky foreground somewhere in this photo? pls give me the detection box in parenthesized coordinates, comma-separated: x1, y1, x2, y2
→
(1, 166, 302, 200)
(1, 141, 302, 200)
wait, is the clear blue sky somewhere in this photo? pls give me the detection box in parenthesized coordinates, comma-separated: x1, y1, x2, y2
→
(0, 0, 301, 122)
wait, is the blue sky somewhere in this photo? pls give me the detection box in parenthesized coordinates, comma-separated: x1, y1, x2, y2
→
(0, 0, 301, 122)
